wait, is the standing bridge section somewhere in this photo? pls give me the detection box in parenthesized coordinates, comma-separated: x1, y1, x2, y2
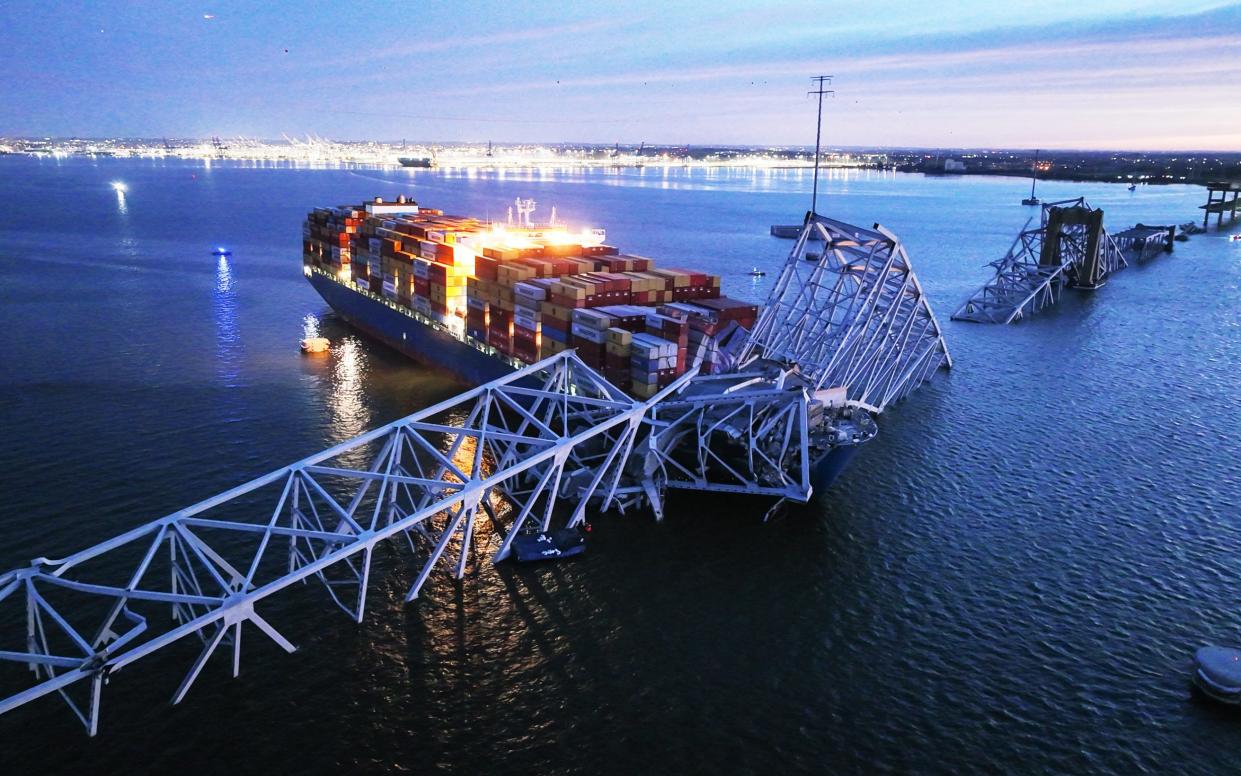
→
(1200, 180, 1240, 229)
(952, 198, 1127, 324)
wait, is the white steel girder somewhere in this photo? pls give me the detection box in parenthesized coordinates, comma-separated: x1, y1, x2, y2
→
(0, 351, 688, 736)
(739, 215, 952, 412)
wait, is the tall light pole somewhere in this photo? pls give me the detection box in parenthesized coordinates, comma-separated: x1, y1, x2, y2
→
(809, 75, 834, 216)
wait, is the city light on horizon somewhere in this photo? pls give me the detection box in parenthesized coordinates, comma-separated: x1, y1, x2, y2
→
(0, 1, 1239, 151)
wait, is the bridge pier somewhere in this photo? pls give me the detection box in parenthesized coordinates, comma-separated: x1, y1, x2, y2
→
(1201, 180, 1241, 229)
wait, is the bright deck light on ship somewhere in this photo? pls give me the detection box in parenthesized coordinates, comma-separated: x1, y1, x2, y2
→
(111, 181, 128, 193)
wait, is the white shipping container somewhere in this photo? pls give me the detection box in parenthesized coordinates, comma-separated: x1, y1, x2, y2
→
(514, 282, 547, 302)
(570, 323, 608, 344)
(645, 311, 681, 330)
(630, 333, 661, 356)
(572, 309, 613, 330)
(514, 310, 540, 330)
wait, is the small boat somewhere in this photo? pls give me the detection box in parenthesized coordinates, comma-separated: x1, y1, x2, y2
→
(511, 527, 587, 562)
(1021, 197, 1041, 206)
(1229, 234, 1241, 242)
(300, 337, 330, 354)
(1128, 184, 1137, 192)
(212, 247, 232, 257)
(748, 267, 766, 277)
(1193, 645, 1241, 704)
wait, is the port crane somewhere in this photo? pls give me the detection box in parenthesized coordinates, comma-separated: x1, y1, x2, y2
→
(0, 212, 950, 736)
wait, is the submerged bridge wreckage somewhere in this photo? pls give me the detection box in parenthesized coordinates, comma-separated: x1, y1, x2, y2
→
(0, 213, 950, 735)
(952, 197, 1145, 324)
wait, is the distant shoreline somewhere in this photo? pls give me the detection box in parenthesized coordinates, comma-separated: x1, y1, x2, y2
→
(1, 146, 1235, 188)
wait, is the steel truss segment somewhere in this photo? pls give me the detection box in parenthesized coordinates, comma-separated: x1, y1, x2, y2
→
(642, 389, 812, 500)
(953, 197, 1129, 324)
(740, 214, 951, 412)
(0, 208, 945, 736)
(0, 351, 656, 736)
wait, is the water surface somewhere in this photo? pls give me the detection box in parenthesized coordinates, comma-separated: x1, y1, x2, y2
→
(1, 157, 1240, 773)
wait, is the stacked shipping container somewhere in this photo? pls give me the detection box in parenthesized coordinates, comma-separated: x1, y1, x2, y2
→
(304, 198, 759, 397)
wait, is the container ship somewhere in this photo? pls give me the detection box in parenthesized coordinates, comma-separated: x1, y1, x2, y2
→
(302, 196, 759, 397)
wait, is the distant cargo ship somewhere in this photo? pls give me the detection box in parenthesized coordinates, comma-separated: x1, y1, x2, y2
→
(303, 196, 757, 396)
(397, 156, 434, 168)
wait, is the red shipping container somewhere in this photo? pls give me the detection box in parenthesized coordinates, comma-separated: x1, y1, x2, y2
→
(475, 255, 500, 281)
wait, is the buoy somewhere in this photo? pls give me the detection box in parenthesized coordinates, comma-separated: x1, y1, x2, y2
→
(1193, 645, 1241, 704)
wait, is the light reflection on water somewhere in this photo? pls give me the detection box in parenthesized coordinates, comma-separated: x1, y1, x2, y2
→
(212, 254, 242, 388)
(328, 337, 370, 444)
(302, 312, 321, 339)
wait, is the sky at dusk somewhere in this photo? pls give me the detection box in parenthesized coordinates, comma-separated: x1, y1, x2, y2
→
(2, 1, 1240, 150)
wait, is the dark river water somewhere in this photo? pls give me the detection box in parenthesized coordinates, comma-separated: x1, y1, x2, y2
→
(1, 156, 1240, 774)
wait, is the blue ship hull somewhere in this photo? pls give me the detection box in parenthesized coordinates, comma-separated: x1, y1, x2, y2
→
(307, 272, 515, 387)
(812, 444, 860, 491)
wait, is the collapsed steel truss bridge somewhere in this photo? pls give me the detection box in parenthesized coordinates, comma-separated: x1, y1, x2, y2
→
(952, 197, 1128, 324)
(0, 214, 949, 735)
(742, 215, 952, 411)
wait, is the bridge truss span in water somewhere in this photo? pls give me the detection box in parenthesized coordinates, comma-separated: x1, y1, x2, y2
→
(0, 213, 950, 736)
(0, 352, 681, 736)
(952, 197, 1128, 324)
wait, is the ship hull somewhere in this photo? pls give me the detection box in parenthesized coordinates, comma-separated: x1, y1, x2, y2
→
(811, 444, 860, 491)
(308, 273, 866, 490)
(308, 272, 515, 387)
